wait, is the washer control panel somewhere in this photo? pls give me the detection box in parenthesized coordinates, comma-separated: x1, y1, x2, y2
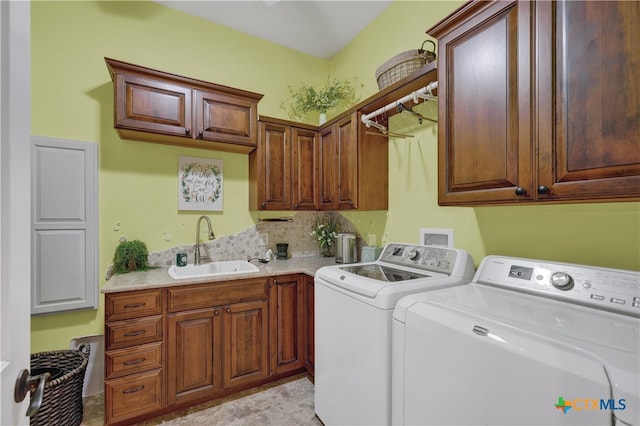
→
(379, 243, 458, 275)
(476, 256, 640, 316)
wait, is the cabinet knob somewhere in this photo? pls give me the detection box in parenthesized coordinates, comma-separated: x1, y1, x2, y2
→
(226, 308, 232, 315)
(198, 131, 203, 139)
(537, 185, 550, 195)
(185, 128, 191, 136)
(273, 279, 278, 285)
(348, 200, 353, 206)
(515, 187, 527, 196)
(214, 310, 220, 316)
(294, 203, 299, 209)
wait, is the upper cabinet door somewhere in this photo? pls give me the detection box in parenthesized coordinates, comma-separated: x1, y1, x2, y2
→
(115, 73, 192, 138)
(194, 89, 258, 149)
(536, 1, 640, 201)
(292, 127, 319, 210)
(335, 113, 359, 210)
(318, 126, 337, 210)
(256, 121, 292, 210)
(431, 1, 533, 205)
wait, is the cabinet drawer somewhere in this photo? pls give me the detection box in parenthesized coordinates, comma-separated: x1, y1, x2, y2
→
(105, 289, 163, 322)
(167, 278, 268, 312)
(105, 369, 162, 425)
(106, 342, 163, 379)
(106, 315, 163, 350)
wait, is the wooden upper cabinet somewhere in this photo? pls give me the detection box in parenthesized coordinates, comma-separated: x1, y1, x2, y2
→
(249, 117, 319, 210)
(430, 0, 639, 205)
(106, 58, 263, 154)
(318, 125, 337, 210)
(252, 121, 292, 210)
(335, 113, 359, 210)
(536, 0, 640, 201)
(430, 1, 533, 205)
(292, 127, 320, 210)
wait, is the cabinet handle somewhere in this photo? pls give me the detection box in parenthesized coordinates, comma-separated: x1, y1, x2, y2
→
(226, 308, 232, 315)
(122, 385, 144, 394)
(198, 131, 203, 139)
(294, 203, 299, 209)
(537, 185, 550, 195)
(185, 128, 191, 136)
(124, 330, 146, 337)
(123, 302, 145, 308)
(515, 187, 527, 196)
(123, 358, 146, 366)
(214, 310, 220, 316)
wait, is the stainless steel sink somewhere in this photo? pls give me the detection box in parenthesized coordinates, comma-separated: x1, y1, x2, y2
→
(168, 260, 259, 280)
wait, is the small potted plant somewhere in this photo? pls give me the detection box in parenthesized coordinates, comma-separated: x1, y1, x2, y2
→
(310, 212, 340, 256)
(112, 239, 155, 274)
(281, 77, 360, 124)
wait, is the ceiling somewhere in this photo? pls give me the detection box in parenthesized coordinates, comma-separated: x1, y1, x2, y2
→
(154, 1, 393, 59)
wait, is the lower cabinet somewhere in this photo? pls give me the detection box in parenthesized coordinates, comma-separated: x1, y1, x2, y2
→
(105, 274, 314, 425)
(269, 275, 304, 375)
(303, 275, 315, 375)
(166, 308, 221, 406)
(223, 299, 270, 388)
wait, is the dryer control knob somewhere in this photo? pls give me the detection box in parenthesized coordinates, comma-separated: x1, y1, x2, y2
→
(551, 272, 574, 290)
(408, 249, 420, 261)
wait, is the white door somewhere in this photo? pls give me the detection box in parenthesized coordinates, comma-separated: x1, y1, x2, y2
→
(0, 1, 32, 424)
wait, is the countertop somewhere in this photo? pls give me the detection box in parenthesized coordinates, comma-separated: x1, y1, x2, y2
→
(102, 256, 338, 293)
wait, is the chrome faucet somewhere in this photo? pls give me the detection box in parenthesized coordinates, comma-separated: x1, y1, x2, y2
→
(194, 215, 215, 265)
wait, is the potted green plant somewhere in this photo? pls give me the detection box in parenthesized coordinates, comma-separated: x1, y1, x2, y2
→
(112, 239, 155, 274)
(310, 212, 340, 256)
(281, 77, 360, 124)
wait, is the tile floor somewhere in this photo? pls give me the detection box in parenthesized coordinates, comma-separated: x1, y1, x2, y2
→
(81, 374, 321, 425)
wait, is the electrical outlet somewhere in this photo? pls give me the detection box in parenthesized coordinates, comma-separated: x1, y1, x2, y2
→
(367, 234, 377, 246)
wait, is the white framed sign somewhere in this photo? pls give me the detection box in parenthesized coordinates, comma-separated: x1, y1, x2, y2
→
(419, 228, 454, 248)
(178, 156, 223, 211)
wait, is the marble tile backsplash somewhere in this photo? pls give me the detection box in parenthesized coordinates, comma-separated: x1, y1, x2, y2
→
(106, 211, 358, 280)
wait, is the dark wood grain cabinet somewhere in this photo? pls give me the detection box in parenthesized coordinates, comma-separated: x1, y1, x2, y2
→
(269, 275, 305, 375)
(249, 118, 319, 210)
(105, 274, 313, 425)
(303, 275, 315, 375)
(430, 0, 640, 206)
(106, 58, 263, 154)
(251, 112, 388, 211)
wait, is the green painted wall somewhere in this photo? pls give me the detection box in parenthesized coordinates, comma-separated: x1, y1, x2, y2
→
(30, 0, 639, 353)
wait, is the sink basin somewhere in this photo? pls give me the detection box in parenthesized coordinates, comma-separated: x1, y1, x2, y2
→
(168, 260, 259, 280)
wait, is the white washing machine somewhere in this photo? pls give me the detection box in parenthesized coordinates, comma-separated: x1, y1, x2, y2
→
(314, 243, 475, 425)
(392, 256, 639, 426)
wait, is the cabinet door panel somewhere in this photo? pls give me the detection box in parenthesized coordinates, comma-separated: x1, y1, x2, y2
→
(303, 275, 315, 375)
(537, 1, 640, 200)
(434, 1, 533, 204)
(166, 308, 221, 405)
(336, 113, 358, 210)
(269, 276, 304, 375)
(195, 90, 257, 148)
(292, 128, 319, 210)
(223, 300, 269, 388)
(115, 74, 192, 137)
(319, 126, 337, 210)
(256, 122, 291, 210)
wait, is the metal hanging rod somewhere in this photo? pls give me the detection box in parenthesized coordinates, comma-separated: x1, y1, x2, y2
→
(360, 81, 438, 124)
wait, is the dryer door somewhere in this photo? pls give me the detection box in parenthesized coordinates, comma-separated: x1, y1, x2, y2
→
(400, 302, 613, 425)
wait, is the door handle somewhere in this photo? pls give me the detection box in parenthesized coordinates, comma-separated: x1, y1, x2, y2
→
(14, 369, 50, 417)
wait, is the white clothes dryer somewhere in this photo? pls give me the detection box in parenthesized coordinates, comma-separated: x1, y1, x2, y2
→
(392, 255, 639, 426)
(314, 243, 475, 426)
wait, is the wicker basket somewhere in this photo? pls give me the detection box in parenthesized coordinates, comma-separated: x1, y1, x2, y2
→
(30, 344, 90, 426)
(375, 40, 436, 90)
